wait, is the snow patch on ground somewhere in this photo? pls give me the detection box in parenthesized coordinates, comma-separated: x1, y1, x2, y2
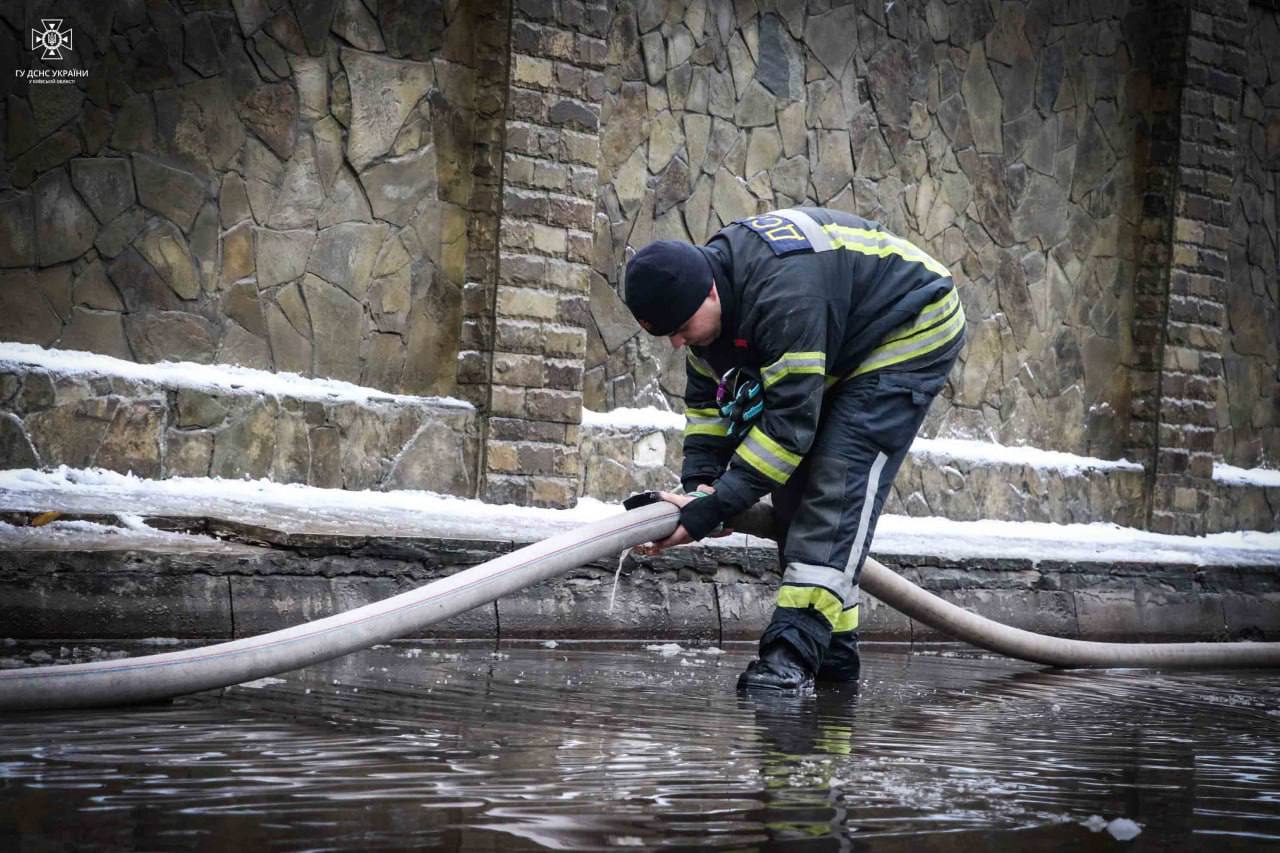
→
(0, 342, 472, 409)
(1, 466, 1277, 566)
(1214, 463, 1280, 488)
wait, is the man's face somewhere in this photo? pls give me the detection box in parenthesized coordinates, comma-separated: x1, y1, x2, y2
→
(667, 285, 721, 349)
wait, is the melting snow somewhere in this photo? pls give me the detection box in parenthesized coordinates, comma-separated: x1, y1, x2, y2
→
(0, 342, 472, 409)
(908, 437, 1144, 473)
(1214, 463, 1280, 488)
(585, 409, 1147, 474)
(0, 466, 1277, 567)
(582, 407, 684, 431)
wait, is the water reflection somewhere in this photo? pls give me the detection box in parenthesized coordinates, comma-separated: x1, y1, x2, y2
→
(2, 644, 1278, 850)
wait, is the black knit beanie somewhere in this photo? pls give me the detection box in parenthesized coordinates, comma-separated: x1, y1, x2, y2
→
(623, 240, 714, 336)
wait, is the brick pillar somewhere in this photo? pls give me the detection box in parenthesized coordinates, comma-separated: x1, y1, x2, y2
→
(465, 0, 608, 508)
(1130, 0, 1247, 535)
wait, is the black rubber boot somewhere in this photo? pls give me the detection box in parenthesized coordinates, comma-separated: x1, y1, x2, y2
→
(817, 631, 860, 682)
(736, 642, 816, 693)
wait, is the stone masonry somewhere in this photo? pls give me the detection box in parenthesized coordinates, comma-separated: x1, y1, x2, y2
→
(464, 0, 611, 508)
(1142, 0, 1248, 535)
(0, 1, 476, 399)
(0, 0, 1276, 522)
(1220, 1, 1280, 472)
(0, 361, 477, 494)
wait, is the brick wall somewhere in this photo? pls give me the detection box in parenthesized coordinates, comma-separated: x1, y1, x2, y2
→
(463, 0, 609, 508)
(1136, 0, 1248, 535)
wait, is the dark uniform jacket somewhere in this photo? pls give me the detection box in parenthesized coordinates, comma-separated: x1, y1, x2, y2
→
(679, 207, 963, 538)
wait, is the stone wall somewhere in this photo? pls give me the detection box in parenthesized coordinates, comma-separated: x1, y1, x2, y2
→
(1221, 1, 1280, 470)
(6, 519, 1279, 642)
(0, 363, 477, 494)
(0, 0, 477, 397)
(585, 0, 1152, 462)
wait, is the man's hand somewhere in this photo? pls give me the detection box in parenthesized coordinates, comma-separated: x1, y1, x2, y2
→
(632, 487, 728, 556)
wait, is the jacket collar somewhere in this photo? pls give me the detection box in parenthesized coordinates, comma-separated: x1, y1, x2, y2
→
(698, 240, 737, 341)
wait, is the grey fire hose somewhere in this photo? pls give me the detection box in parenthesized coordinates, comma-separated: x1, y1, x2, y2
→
(1, 501, 1277, 711)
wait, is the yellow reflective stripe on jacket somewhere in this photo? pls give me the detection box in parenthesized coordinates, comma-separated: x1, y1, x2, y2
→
(850, 291, 965, 377)
(821, 224, 950, 278)
(684, 406, 729, 438)
(761, 351, 826, 389)
(733, 425, 802, 484)
(686, 350, 715, 379)
(776, 585, 844, 627)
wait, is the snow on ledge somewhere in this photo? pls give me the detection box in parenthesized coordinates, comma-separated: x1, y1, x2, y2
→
(909, 438, 1144, 474)
(1, 466, 1277, 567)
(1214, 463, 1280, 489)
(0, 342, 473, 409)
(582, 408, 1143, 474)
(581, 406, 684, 431)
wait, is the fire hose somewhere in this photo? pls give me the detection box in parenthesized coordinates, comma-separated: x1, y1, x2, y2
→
(1, 500, 1277, 711)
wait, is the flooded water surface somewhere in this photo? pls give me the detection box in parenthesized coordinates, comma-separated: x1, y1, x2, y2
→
(2, 644, 1278, 850)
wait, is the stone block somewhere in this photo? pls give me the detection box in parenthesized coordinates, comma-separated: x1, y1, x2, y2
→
(492, 352, 546, 386)
(133, 155, 206, 232)
(496, 285, 558, 320)
(1223, 593, 1280, 640)
(498, 575, 717, 641)
(231, 574, 497, 639)
(341, 48, 434, 170)
(531, 475, 577, 507)
(0, 551, 233, 639)
(165, 428, 213, 477)
(513, 54, 554, 88)
(525, 388, 582, 423)
(95, 399, 165, 478)
(33, 169, 98, 266)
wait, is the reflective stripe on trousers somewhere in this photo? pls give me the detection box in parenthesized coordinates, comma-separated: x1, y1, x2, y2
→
(761, 338, 963, 667)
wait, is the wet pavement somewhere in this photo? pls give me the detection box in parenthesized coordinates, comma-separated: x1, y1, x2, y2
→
(2, 643, 1278, 850)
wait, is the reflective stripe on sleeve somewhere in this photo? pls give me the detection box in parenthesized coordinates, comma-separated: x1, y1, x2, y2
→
(761, 351, 827, 389)
(849, 291, 965, 377)
(732, 425, 802, 484)
(684, 406, 730, 438)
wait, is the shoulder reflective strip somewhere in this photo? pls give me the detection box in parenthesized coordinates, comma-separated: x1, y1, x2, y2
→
(849, 451, 888, 565)
(684, 407, 730, 437)
(833, 604, 860, 633)
(761, 351, 827, 389)
(769, 208, 834, 251)
(733, 425, 802, 484)
(827, 225, 949, 276)
(822, 224, 950, 278)
(776, 584, 844, 627)
(849, 300, 965, 377)
(782, 561, 848, 593)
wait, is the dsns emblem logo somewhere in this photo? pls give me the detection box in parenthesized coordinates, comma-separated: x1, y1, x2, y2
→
(31, 19, 73, 60)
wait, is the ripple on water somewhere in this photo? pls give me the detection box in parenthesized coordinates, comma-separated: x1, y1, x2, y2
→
(1, 645, 1278, 849)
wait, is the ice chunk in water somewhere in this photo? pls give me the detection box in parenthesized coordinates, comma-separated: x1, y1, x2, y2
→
(1107, 818, 1142, 841)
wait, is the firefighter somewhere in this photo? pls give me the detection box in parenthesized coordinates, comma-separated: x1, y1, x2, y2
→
(623, 208, 965, 692)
